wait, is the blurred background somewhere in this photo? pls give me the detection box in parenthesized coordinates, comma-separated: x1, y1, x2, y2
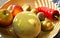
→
(0, 0, 8, 6)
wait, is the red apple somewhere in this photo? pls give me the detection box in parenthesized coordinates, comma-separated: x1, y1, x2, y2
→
(0, 9, 13, 27)
(7, 4, 23, 17)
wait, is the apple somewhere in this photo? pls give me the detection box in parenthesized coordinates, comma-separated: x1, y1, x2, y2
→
(0, 9, 13, 27)
(7, 4, 23, 17)
(12, 11, 41, 38)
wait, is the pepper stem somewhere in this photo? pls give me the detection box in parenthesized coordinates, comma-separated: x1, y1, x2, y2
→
(53, 14, 58, 20)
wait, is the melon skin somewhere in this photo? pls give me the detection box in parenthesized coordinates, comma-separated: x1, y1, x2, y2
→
(12, 11, 41, 38)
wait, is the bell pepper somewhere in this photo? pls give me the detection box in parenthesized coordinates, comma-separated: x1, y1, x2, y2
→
(36, 7, 59, 20)
(7, 4, 23, 17)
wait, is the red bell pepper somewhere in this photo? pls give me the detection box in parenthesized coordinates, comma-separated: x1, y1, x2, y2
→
(7, 4, 23, 17)
(36, 7, 59, 20)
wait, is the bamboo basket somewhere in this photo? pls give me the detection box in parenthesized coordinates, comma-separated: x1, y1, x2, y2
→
(0, 0, 60, 38)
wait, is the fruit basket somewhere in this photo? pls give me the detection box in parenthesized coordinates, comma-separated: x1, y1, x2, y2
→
(0, 0, 60, 38)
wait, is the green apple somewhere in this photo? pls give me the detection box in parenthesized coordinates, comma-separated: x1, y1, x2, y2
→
(12, 11, 41, 38)
(0, 9, 13, 27)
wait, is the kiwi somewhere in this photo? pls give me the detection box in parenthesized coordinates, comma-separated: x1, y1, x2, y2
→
(37, 12, 45, 21)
